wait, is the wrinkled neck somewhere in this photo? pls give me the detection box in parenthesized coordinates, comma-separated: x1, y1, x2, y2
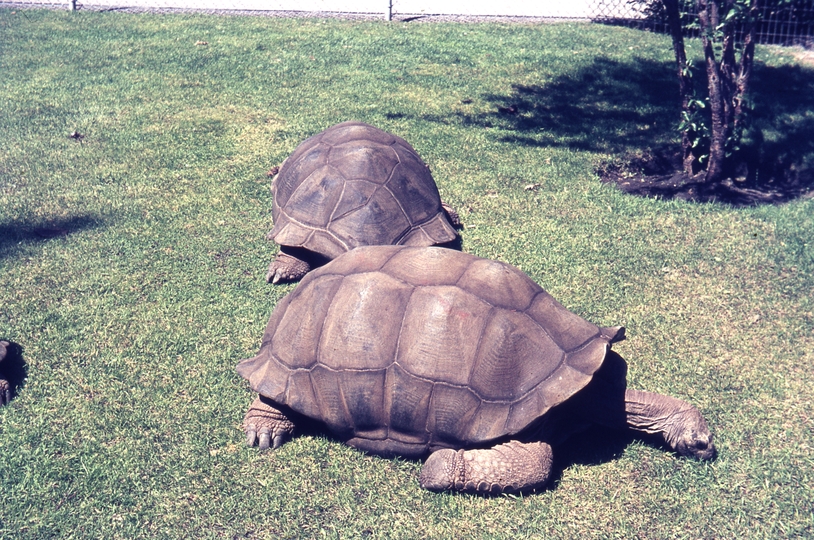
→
(624, 389, 697, 446)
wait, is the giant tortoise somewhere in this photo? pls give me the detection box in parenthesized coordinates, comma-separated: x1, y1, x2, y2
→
(265, 121, 460, 284)
(238, 246, 715, 493)
(0, 340, 11, 405)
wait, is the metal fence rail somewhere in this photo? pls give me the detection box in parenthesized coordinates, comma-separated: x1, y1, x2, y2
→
(1, 0, 812, 47)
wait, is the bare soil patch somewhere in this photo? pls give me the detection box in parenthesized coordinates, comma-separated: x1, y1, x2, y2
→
(597, 145, 814, 206)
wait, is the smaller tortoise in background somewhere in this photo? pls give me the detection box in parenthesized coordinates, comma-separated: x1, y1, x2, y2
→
(239, 246, 715, 494)
(265, 121, 460, 284)
(0, 340, 11, 405)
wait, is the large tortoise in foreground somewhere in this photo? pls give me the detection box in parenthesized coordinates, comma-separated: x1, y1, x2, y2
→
(265, 121, 460, 284)
(238, 246, 715, 494)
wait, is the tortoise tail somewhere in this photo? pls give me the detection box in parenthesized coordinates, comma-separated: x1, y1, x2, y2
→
(601, 326, 626, 344)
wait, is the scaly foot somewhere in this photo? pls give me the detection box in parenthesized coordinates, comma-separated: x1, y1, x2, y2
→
(420, 440, 553, 494)
(243, 396, 296, 450)
(266, 251, 311, 284)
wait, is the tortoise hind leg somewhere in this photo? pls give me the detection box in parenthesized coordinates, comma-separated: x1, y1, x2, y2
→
(419, 441, 553, 494)
(266, 249, 311, 284)
(243, 396, 296, 450)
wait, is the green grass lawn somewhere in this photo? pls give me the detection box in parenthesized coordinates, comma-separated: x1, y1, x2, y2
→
(1, 8, 813, 538)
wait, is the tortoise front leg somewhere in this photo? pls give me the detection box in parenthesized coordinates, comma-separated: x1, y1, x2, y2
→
(0, 378, 10, 406)
(419, 441, 553, 494)
(624, 389, 716, 460)
(266, 249, 311, 284)
(243, 396, 296, 450)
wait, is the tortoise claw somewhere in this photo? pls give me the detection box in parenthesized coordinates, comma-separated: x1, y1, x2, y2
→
(242, 397, 296, 451)
(258, 429, 271, 451)
(245, 429, 257, 447)
(272, 434, 285, 449)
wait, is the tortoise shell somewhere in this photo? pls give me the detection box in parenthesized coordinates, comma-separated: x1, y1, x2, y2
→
(238, 246, 619, 458)
(268, 121, 458, 260)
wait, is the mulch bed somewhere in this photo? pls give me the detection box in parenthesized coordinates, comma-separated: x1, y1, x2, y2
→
(596, 146, 814, 206)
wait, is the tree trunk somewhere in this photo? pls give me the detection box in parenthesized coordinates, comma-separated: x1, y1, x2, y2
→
(697, 0, 760, 184)
(663, 0, 696, 175)
(734, 0, 758, 133)
(698, 0, 728, 183)
(664, 0, 761, 185)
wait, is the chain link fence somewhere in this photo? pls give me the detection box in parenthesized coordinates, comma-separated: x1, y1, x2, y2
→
(603, 0, 814, 46)
(2, 0, 812, 46)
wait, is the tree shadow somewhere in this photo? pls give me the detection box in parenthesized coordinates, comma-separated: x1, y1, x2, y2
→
(0, 214, 104, 260)
(451, 56, 681, 154)
(412, 54, 814, 205)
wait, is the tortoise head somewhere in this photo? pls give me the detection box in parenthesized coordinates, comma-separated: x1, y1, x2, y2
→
(671, 409, 716, 461)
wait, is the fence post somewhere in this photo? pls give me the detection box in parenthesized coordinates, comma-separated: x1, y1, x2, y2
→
(69, 0, 77, 10)
(385, 0, 392, 20)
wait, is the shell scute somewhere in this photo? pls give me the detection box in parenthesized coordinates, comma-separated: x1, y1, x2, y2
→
(328, 187, 411, 249)
(328, 140, 398, 185)
(318, 245, 400, 277)
(527, 291, 603, 352)
(338, 369, 388, 433)
(396, 286, 491, 386)
(282, 165, 345, 226)
(330, 179, 376, 222)
(380, 246, 471, 286)
(387, 364, 433, 438)
(427, 384, 482, 446)
(309, 364, 353, 434)
(272, 142, 329, 209)
(465, 402, 512, 443)
(506, 389, 548, 433)
(385, 160, 439, 224)
(537, 364, 594, 407)
(469, 310, 563, 402)
(318, 272, 412, 371)
(271, 274, 343, 369)
(252, 356, 289, 404)
(268, 122, 457, 258)
(321, 121, 396, 146)
(456, 258, 540, 311)
(400, 217, 458, 247)
(286, 370, 321, 420)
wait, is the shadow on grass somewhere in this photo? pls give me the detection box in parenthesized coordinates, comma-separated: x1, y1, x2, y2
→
(401, 55, 814, 205)
(546, 425, 634, 488)
(386, 56, 679, 153)
(0, 214, 103, 260)
(461, 56, 680, 154)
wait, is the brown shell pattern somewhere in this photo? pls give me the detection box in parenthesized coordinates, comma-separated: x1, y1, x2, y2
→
(268, 121, 458, 259)
(238, 246, 614, 457)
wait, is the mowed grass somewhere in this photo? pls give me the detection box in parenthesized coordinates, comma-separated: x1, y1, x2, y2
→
(1, 8, 813, 538)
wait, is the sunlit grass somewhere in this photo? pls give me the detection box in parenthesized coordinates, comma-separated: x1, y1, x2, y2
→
(1, 8, 812, 538)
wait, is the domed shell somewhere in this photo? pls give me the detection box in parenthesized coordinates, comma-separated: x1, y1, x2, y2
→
(268, 121, 458, 260)
(238, 246, 619, 457)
